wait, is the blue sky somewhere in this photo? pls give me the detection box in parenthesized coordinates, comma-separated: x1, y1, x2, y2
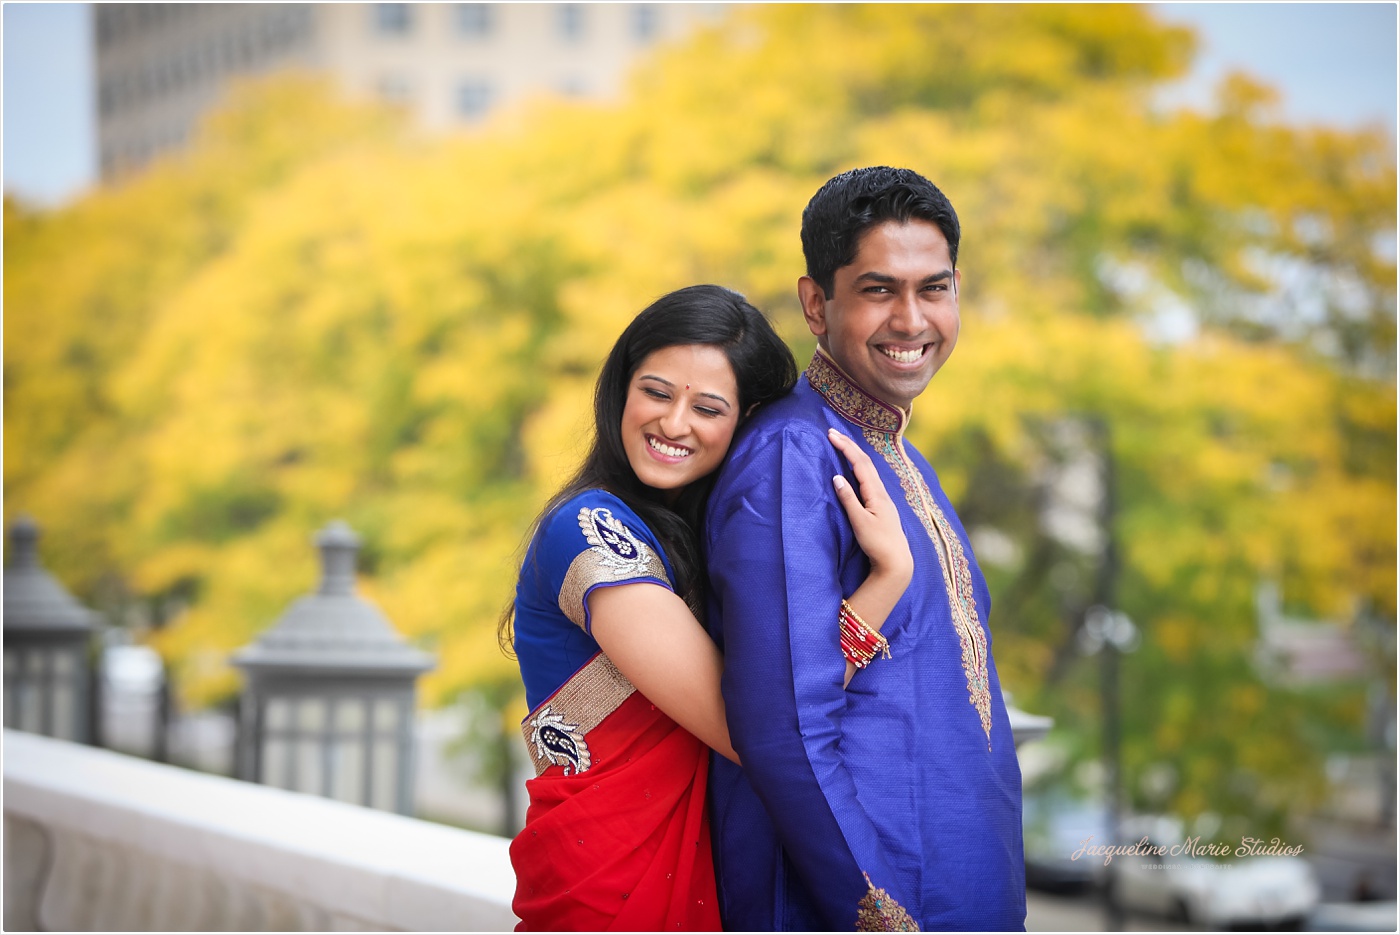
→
(3, 3, 1397, 208)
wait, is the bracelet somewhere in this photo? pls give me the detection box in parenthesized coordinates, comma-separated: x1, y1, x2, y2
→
(840, 599, 890, 669)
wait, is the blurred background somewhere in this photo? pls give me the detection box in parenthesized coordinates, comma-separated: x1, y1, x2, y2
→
(3, 3, 1396, 931)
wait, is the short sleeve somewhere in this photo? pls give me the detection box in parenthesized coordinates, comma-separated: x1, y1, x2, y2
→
(538, 492, 675, 634)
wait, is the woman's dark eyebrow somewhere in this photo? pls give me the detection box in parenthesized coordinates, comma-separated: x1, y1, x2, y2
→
(696, 392, 732, 408)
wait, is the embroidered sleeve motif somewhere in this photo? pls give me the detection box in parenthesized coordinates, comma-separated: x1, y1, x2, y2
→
(856, 872, 920, 931)
(557, 506, 672, 629)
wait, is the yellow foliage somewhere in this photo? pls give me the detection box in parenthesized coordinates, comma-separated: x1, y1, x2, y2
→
(4, 5, 1393, 823)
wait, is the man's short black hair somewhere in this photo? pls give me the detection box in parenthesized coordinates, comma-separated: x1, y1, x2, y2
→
(801, 166, 961, 298)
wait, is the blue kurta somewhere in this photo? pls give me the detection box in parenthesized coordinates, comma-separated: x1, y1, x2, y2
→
(704, 349, 1026, 931)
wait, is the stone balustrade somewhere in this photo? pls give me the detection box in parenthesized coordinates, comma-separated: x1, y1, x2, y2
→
(3, 730, 518, 931)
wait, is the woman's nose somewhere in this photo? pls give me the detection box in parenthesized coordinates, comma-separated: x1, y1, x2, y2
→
(659, 403, 688, 438)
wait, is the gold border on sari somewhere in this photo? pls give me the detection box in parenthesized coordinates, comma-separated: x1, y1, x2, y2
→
(522, 652, 637, 777)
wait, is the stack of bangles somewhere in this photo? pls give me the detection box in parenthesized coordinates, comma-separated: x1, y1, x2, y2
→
(840, 599, 890, 669)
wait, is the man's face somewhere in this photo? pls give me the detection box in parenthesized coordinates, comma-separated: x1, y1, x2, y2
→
(799, 220, 960, 411)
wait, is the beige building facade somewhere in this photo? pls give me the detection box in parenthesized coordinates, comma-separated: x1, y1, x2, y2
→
(95, 3, 725, 180)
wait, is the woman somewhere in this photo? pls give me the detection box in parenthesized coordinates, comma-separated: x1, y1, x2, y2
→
(505, 285, 912, 931)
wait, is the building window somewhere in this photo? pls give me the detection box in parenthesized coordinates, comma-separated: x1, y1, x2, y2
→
(376, 73, 414, 104)
(456, 79, 493, 120)
(455, 3, 493, 37)
(110, 74, 128, 111)
(631, 4, 658, 42)
(277, 6, 309, 42)
(556, 3, 584, 41)
(557, 75, 589, 98)
(375, 4, 412, 36)
(243, 30, 259, 64)
(184, 49, 203, 85)
(259, 14, 281, 49)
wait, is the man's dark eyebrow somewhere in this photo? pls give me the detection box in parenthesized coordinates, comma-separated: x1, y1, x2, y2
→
(851, 269, 954, 285)
(638, 374, 732, 408)
(852, 271, 898, 285)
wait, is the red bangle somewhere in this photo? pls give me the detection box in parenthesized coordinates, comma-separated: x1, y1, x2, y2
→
(840, 600, 890, 669)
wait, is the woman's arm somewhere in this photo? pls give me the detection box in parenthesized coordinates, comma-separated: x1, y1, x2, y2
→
(828, 429, 914, 686)
(586, 429, 912, 760)
(587, 582, 739, 763)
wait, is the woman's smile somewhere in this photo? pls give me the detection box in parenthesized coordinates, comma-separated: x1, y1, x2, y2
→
(645, 434, 695, 461)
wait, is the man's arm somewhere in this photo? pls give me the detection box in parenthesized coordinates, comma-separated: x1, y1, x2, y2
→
(710, 425, 918, 931)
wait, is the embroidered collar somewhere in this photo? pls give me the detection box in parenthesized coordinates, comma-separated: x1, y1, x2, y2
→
(805, 347, 907, 435)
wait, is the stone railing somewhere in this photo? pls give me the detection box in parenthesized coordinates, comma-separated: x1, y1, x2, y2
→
(2, 730, 518, 931)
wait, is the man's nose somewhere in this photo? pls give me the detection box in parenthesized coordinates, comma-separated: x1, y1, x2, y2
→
(888, 290, 924, 334)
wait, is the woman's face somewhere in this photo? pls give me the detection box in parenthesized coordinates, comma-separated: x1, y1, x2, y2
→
(621, 344, 741, 497)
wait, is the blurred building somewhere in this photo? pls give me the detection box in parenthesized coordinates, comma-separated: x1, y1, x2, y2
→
(94, 3, 725, 180)
(1253, 580, 1370, 686)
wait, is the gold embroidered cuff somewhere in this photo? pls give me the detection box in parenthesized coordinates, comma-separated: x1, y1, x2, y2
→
(856, 872, 919, 931)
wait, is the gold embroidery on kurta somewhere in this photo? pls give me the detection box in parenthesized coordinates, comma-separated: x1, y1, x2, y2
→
(521, 653, 636, 777)
(855, 872, 920, 931)
(807, 350, 902, 433)
(864, 429, 993, 743)
(806, 350, 994, 745)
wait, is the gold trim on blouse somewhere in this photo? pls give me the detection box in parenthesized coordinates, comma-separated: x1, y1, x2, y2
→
(558, 505, 672, 630)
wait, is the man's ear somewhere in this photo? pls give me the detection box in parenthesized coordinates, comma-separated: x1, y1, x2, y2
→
(798, 276, 828, 338)
(953, 268, 962, 298)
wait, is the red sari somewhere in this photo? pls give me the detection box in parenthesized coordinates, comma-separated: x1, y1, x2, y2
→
(510, 652, 720, 932)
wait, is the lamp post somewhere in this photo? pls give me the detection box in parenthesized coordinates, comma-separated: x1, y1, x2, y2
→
(232, 520, 434, 815)
(1079, 606, 1139, 930)
(3, 516, 98, 743)
(1070, 415, 1140, 932)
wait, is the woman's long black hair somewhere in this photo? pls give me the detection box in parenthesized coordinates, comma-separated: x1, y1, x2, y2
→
(499, 285, 798, 655)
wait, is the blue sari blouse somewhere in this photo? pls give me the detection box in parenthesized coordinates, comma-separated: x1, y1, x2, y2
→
(513, 490, 677, 711)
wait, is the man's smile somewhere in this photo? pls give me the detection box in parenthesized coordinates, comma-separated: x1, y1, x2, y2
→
(876, 342, 935, 365)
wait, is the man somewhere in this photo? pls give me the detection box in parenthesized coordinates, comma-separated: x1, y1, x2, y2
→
(704, 167, 1025, 931)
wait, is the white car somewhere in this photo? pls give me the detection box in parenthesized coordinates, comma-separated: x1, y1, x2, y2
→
(1110, 816, 1321, 929)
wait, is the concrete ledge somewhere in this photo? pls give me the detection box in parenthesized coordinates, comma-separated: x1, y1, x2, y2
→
(3, 730, 518, 931)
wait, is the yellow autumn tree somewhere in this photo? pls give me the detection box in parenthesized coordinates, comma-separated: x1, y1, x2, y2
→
(5, 5, 1393, 828)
